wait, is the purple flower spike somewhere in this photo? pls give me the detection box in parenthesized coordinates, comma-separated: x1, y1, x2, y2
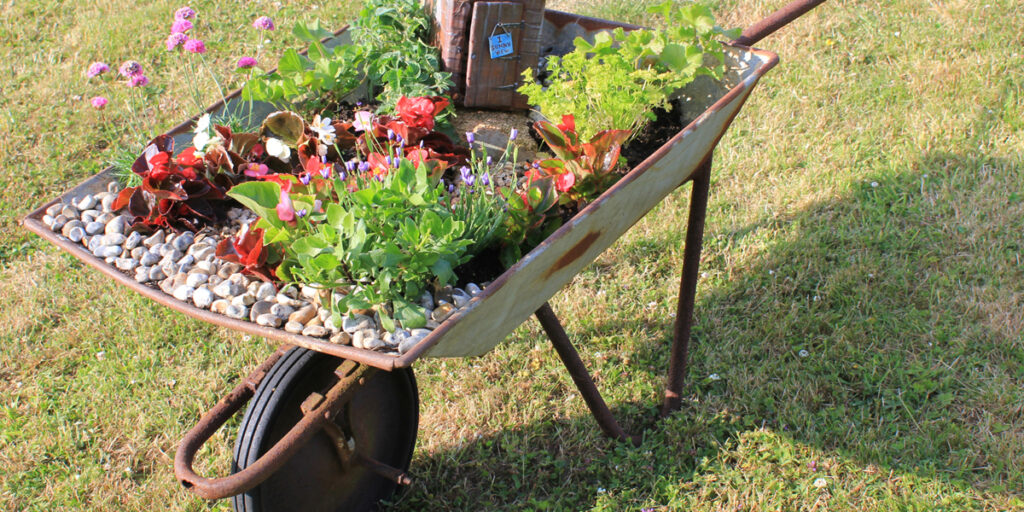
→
(339, 171, 347, 181)
(387, 129, 395, 141)
(253, 16, 276, 30)
(86, 61, 109, 78)
(320, 165, 331, 179)
(459, 166, 472, 182)
(166, 32, 188, 51)
(481, 172, 491, 186)
(448, 183, 455, 193)
(345, 160, 356, 172)
(171, 19, 193, 34)
(183, 39, 206, 54)
(465, 132, 475, 145)
(358, 161, 370, 173)
(299, 173, 311, 185)
(393, 156, 401, 168)
(236, 56, 257, 69)
(509, 128, 518, 141)
(419, 140, 425, 148)
(174, 6, 196, 20)
(532, 161, 541, 169)
(486, 156, 493, 166)
(297, 209, 308, 218)
(385, 155, 393, 167)
(118, 60, 143, 78)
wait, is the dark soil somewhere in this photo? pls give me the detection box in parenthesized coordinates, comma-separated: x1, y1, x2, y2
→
(453, 246, 506, 288)
(620, 101, 687, 169)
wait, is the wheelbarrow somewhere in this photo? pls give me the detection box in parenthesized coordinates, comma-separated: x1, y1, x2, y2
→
(22, 0, 826, 509)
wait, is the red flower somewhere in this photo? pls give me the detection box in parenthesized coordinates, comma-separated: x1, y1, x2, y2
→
(176, 147, 203, 167)
(395, 96, 449, 131)
(557, 114, 576, 134)
(554, 170, 576, 193)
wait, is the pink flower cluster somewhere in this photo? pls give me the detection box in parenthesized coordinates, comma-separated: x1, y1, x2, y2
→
(86, 61, 109, 78)
(166, 6, 205, 54)
(253, 16, 275, 31)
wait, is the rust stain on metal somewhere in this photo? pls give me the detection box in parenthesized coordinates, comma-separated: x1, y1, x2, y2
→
(545, 229, 602, 278)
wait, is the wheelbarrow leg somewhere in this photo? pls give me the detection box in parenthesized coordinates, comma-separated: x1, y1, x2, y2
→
(535, 303, 639, 445)
(662, 155, 713, 417)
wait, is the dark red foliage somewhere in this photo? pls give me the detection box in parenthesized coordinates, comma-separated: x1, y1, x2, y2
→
(214, 223, 278, 283)
(113, 134, 229, 232)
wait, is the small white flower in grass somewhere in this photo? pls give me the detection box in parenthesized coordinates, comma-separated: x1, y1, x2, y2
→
(768, 269, 775, 275)
(709, 373, 721, 381)
(813, 295, 820, 301)
(266, 138, 291, 163)
(799, 349, 810, 358)
(96, 351, 106, 360)
(597, 487, 606, 493)
(870, 181, 879, 188)
(813, 477, 828, 488)
(923, 174, 929, 179)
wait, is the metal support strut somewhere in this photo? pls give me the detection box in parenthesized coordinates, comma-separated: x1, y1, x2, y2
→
(535, 156, 714, 441)
(662, 157, 712, 416)
(535, 303, 638, 445)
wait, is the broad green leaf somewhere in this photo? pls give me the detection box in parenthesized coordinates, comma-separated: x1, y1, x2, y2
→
(227, 181, 286, 228)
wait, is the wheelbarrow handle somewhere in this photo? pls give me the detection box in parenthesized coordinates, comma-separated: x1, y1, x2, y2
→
(173, 347, 375, 500)
(731, 0, 828, 47)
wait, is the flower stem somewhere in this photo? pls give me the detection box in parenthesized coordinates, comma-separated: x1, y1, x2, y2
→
(199, 53, 229, 111)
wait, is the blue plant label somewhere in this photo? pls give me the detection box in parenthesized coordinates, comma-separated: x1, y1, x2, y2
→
(489, 33, 514, 59)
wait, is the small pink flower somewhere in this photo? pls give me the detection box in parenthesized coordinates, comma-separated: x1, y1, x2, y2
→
(352, 111, 374, 132)
(276, 189, 296, 223)
(243, 162, 269, 178)
(166, 32, 188, 51)
(86, 62, 110, 78)
(174, 6, 195, 20)
(171, 19, 193, 34)
(236, 56, 257, 69)
(91, 96, 108, 109)
(128, 75, 150, 87)
(253, 16, 275, 30)
(183, 39, 206, 54)
(118, 60, 143, 78)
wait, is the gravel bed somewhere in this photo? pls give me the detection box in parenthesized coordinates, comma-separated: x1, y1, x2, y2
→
(41, 180, 487, 355)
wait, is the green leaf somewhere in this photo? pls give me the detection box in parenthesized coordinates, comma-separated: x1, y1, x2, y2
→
(226, 181, 286, 228)
(394, 297, 426, 329)
(277, 49, 306, 74)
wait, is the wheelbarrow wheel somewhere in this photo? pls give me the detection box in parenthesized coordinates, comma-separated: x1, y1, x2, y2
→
(231, 347, 419, 512)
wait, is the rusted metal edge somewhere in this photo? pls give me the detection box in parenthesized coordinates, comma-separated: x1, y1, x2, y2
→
(175, 356, 376, 499)
(731, 0, 827, 47)
(394, 44, 780, 367)
(541, 9, 643, 32)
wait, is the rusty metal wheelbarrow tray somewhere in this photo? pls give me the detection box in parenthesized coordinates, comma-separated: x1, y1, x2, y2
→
(21, 15, 778, 371)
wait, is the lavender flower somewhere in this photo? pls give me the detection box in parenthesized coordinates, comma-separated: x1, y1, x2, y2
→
(128, 75, 150, 87)
(344, 160, 356, 173)
(171, 19, 193, 34)
(297, 209, 308, 218)
(338, 170, 347, 181)
(118, 60, 143, 78)
(509, 128, 518, 141)
(299, 173, 311, 186)
(387, 128, 395, 141)
(448, 183, 455, 193)
(166, 32, 188, 51)
(385, 155, 393, 167)
(236, 56, 257, 69)
(486, 156, 493, 166)
(481, 172, 490, 186)
(253, 16, 276, 30)
(174, 6, 196, 20)
(358, 161, 370, 173)
(183, 39, 206, 54)
(465, 131, 475, 145)
(319, 164, 331, 179)
(393, 156, 401, 168)
(86, 62, 109, 78)
(91, 96, 108, 109)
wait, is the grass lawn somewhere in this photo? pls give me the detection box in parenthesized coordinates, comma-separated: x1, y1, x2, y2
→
(1, 0, 1022, 510)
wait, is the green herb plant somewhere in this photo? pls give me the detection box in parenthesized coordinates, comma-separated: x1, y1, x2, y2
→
(228, 161, 473, 331)
(518, 1, 739, 141)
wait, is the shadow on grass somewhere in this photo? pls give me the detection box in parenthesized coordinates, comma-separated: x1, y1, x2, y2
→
(384, 146, 1022, 510)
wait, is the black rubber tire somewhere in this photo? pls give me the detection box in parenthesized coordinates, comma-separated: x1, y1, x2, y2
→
(231, 347, 419, 512)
